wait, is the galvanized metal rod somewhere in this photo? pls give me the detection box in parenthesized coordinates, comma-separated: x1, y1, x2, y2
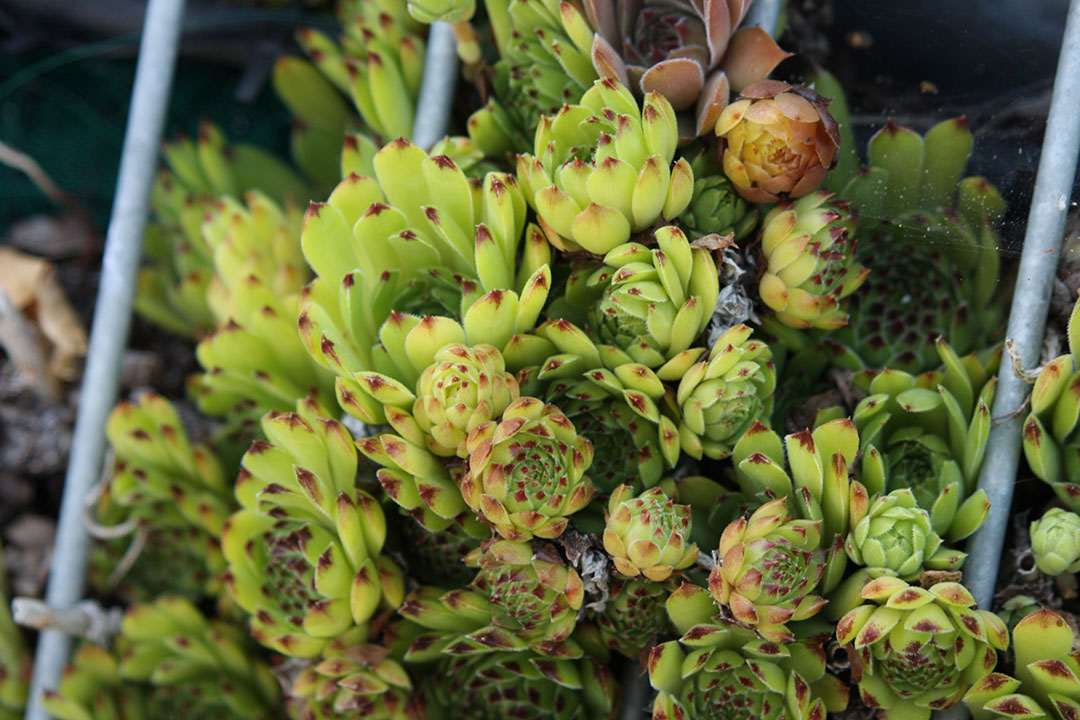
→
(23, 0, 187, 717)
(966, 0, 1080, 612)
(743, 0, 782, 36)
(411, 20, 459, 149)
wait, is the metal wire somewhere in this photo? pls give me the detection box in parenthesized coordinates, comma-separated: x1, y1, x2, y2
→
(22, 1, 188, 717)
(411, 20, 459, 149)
(965, 0, 1080, 612)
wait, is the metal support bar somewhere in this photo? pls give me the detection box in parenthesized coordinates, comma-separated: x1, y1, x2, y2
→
(22, 0, 188, 717)
(965, 0, 1080, 612)
(411, 20, 459, 150)
(743, 0, 782, 36)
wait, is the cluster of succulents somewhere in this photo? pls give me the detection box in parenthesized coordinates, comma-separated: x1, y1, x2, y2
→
(26, 1, 1080, 720)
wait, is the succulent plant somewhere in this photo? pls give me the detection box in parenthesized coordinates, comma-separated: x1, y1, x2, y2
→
(400, 513, 488, 587)
(709, 496, 828, 642)
(41, 644, 147, 720)
(758, 191, 867, 329)
(715, 81, 841, 203)
(1022, 296, 1080, 511)
(0, 541, 28, 720)
(674, 323, 776, 460)
(732, 418, 856, 548)
(222, 399, 404, 658)
(400, 539, 586, 658)
(361, 342, 522, 459)
(187, 192, 336, 420)
(1030, 507, 1080, 576)
(419, 652, 616, 719)
(137, 125, 311, 338)
(287, 0, 425, 145)
(517, 79, 693, 255)
(90, 523, 221, 605)
(836, 576, 1008, 720)
(589, 579, 671, 658)
(407, 0, 474, 23)
(481, 0, 599, 122)
(93, 392, 235, 600)
(850, 338, 996, 539)
(556, 384, 669, 493)
(288, 627, 413, 720)
(585, 0, 791, 139)
(963, 608, 1077, 720)
(679, 148, 759, 239)
(651, 583, 847, 720)
(583, 226, 720, 366)
(117, 596, 282, 719)
(460, 396, 595, 541)
(827, 118, 1006, 373)
(603, 484, 698, 580)
(845, 488, 965, 579)
(298, 139, 549, 423)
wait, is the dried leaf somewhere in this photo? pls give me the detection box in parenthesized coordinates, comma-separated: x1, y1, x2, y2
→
(0, 246, 88, 393)
(689, 232, 737, 251)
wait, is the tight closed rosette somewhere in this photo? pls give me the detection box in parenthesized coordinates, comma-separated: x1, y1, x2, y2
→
(463, 397, 595, 541)
(716, 80, 841, 203)
(758, 191, 867, 329)
(603, 484, 698, 581)
(709, 497, 827, 642)
(675, 324, 776, 460)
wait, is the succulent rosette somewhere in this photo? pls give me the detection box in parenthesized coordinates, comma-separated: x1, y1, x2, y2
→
(137, 124, 312, 338)
(462, 397, 595, 541)
(1022, 296, 1080, 511)
(285, 0, 425, 148)
(357, 339, 522, 459)
(845, 489, 965, 580)
(189, 192, 336, 419)
(679, 149, 759, 239)
(479, 0, 599, 123)
(758, 191, 868, 329)
(964, 609, 1078, 720)
(517, 79, 694, 255)
(715, 80, 841, 203)
(222, 400, 404, 658)
(828, 118, 1006, 373)
(399, 540, 586, 658)
(117, 597, 282, 720)
(709, 497, 828, 642)
(585, 0, 792, 139)
(589, 579, 671, 658)
(288, 628, 413, 720)
(1029, 507, 1080, 576)
(603, 484, 698, 580)
(419, 652, 616, 720)
(412, 344, 520, 456)
(650, 583, 848, 720)
(41, 644, 147, 720)
(583, 226, 720, 367)
(674, 323, 776, 460)
(95, 392, 235, 600)
(851, 338, 996, 539)
(298, 139, 551, 423)
(837, 576, 1008, 720)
